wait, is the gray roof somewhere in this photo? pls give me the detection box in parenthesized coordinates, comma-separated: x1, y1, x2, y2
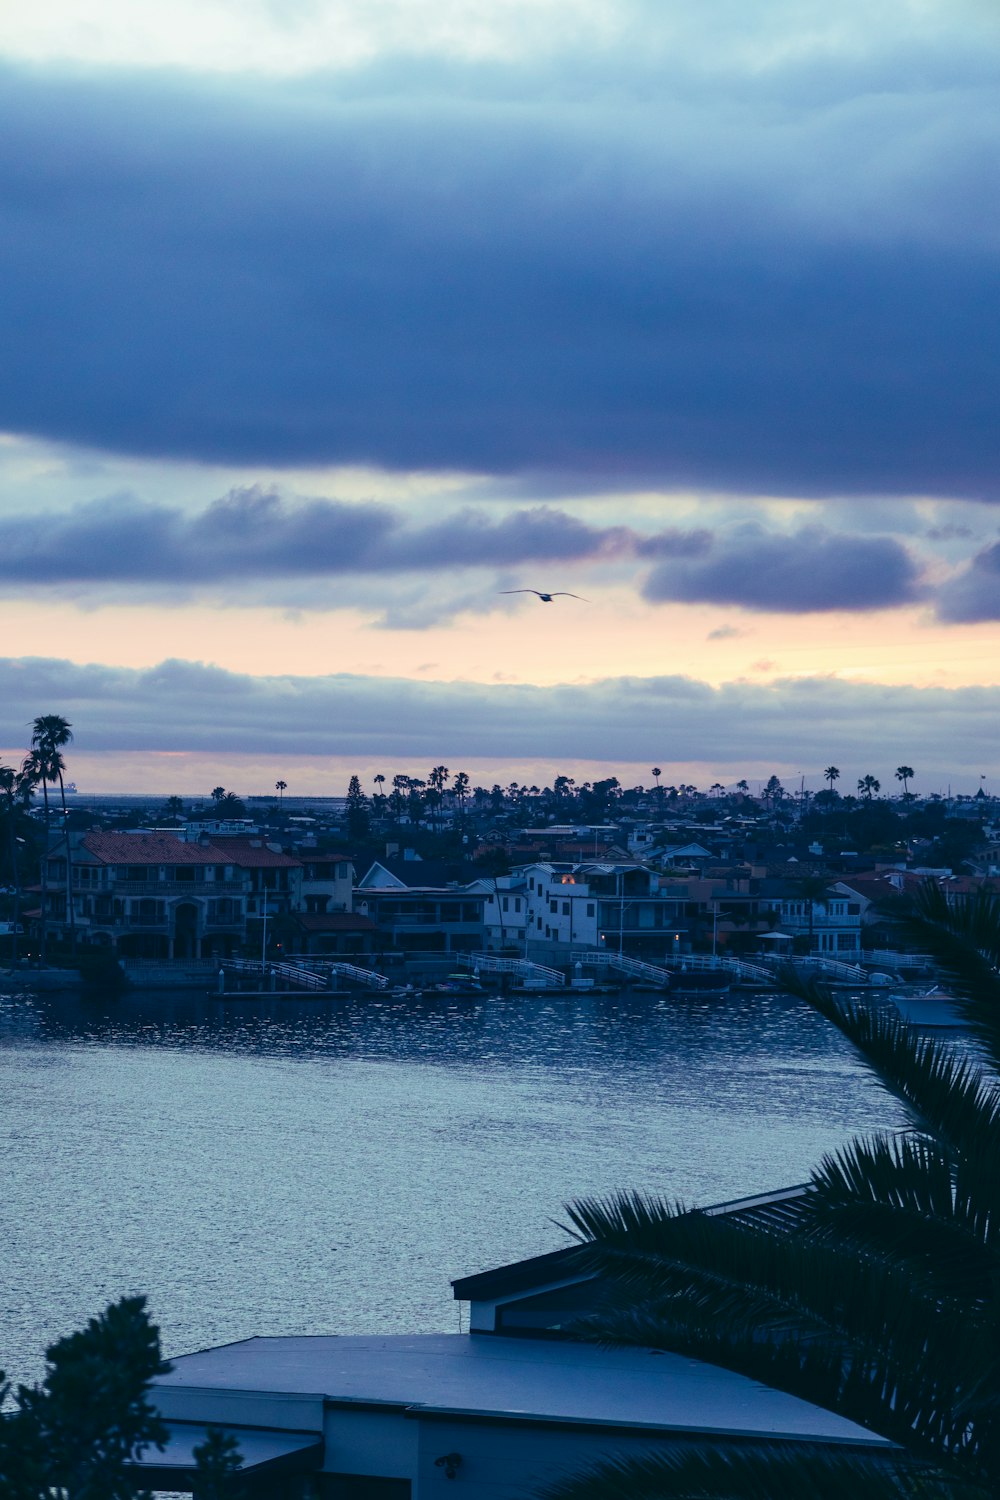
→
(155, 1332, 887, 1446)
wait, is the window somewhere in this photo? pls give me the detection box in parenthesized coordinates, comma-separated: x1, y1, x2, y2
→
(502, 896, 509, 911)
(562, 901, 570, 915)
(515, 898, 521, 912)
(587, 903, 595, 917)
(549, 900, 557, 914)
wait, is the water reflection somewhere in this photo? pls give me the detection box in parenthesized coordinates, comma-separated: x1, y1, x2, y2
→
(0, 986, 900, 1388)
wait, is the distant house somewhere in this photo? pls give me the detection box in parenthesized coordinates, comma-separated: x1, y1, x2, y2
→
(355, 863, 487, 955)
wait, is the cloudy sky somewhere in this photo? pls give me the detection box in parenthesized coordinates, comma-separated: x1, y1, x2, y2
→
(2, 0, 999, 796)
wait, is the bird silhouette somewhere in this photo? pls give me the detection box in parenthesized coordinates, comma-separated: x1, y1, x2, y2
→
(500, 589, 589, 603)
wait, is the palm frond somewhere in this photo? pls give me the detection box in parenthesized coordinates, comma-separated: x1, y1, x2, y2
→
(534, 1442, 977, 1500)
(807, 1134, 1000, 1302)
(776, 968, 1000, 1157)
(888, 882, 1000, 1067)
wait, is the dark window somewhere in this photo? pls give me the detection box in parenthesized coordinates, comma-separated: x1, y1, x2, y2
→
(587, 903, 595, 916)
(173, 867, 195, 882)
(562, 901, 570, 915)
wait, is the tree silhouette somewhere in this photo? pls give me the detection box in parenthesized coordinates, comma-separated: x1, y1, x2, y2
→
(275, 779, 287, 804)
(824, 765, 840, 790)
(0, 763, 30, 967)
(858, 774, 881, 802)
(895, 766, 914, 799)
(30, 715, 76, 956)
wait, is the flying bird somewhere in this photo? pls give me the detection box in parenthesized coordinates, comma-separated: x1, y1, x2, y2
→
(500, 589, 589, 603)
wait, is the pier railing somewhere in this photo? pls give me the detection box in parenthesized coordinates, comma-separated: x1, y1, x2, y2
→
(666, 952, 775, 984)
(221, 958, 389, 991)
(456, 953, 565, 988)
(571, 951, 671, 985)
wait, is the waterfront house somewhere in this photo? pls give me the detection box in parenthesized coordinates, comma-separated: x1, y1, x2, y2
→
(41, 831, 246, 960)
(354, 863, 487, 955)
(518, 861, 689, 962)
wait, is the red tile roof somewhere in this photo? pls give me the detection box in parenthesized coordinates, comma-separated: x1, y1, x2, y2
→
(202, 837, 301, 868)
(80, 832, 220, 865)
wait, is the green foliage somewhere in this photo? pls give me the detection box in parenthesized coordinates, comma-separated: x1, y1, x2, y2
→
(538, 1445, 968, 1500)
(193, 1426, 245, 1498)
(0, 1295, 169, 1500)
(544, 883, 1000, 1498)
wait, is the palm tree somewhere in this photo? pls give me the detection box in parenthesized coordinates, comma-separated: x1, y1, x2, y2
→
(824, 765, 840, 791)
(21, 745, 62, 965)
(651, 768, 662, 803)
(540, 882, 1000, 1497)
(895, 766, 915, 800)
(275, 779, 287, 804)
(0, 762, 30, 967)
(32, 715, 75, 953)
(858, 774, 881, 802)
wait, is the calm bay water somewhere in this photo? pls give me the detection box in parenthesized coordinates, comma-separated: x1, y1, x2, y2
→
(0, 985, 902, 1387)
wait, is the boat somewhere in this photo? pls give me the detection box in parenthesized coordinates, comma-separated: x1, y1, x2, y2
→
(671, 970, 731, 997)
(887, 986, 962, 1028)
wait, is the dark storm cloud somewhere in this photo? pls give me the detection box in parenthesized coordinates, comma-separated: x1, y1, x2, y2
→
(1, 58, 999, 496)
(0, 489, 628, 584)
(936, 543, 1000, 622)
(1, 656, 997, 777)
(641, 526, 925, 612)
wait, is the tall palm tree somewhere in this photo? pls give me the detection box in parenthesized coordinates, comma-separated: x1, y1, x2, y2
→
(31, 715, 75, 953)
(824, 765, 840, 791)
(275, 779, 287, 804)
(540, 881, 1000, 1498)
(21, 746, 61, 965)
(895, 766, 915, 800)
(858, 774, 881, 802)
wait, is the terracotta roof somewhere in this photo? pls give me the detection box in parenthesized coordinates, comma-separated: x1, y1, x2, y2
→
(204, 837, 301, 868)
(80, 832, 220, 865)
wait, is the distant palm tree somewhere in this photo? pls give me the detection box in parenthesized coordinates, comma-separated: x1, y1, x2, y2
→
(824, 765, 840, 790)
(211, 786, 226, 804)
(391, 774, 409, 822)
(651, 768, 662, 801)
(275, 779, 287, 804)
(735, 779, 749, 794)
(32, 715, 75, 953)
(895, 765, 914, 799)
(858, 774, 881, 801)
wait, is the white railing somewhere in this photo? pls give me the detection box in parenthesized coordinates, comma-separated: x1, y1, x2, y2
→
(867, 950, 935, 970)
(572, 951, 671, 985)
(456, 953, 565, 988)
(665, 952, 775, 983)
(221, 958, 389, 991)
(285, 957, 389, 990)
(782, 956, 867, 983)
